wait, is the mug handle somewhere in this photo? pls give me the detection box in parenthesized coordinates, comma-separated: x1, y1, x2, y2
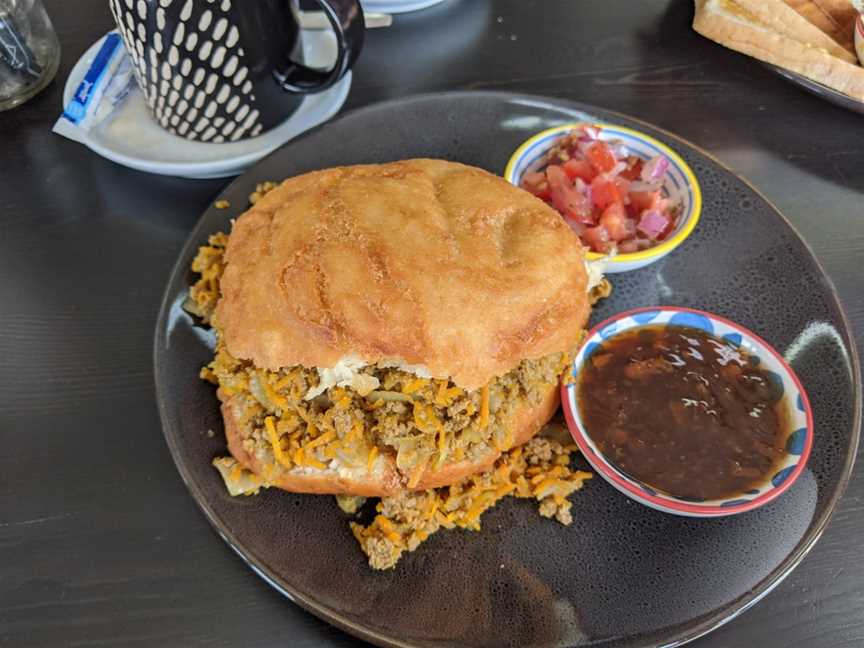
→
(273, 0, 365, 93)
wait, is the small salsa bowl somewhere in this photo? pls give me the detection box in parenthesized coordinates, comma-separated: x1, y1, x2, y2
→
(504, 123, 702, 273)
(561, 306, 814, 517)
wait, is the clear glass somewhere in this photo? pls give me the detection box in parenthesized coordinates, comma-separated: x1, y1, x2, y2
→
(0, 0, 60, 111)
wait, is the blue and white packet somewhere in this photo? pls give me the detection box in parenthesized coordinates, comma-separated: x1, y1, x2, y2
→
(53, 31, 136, 142)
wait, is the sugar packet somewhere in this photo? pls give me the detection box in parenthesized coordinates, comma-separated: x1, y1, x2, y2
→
(53, 32, 135, 142)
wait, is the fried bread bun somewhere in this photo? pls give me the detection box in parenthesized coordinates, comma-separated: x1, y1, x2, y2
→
(201, 159, 593, 496)
(213, 158, 590, 390)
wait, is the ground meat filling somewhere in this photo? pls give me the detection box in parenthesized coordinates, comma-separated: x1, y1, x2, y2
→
(204, 338, 578, 484)
(184, 231, 228, 323)
(351, 434, 592, 570)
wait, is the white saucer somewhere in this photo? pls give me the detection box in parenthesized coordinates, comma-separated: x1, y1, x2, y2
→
(360, 0, 449, 14)
(59, 30, 351, 179)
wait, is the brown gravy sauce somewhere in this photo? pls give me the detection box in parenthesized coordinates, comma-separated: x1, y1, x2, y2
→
(577, 324, 787, 500)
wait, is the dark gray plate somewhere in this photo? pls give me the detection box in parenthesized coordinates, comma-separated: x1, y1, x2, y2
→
(766, 64, 864, 114)
(153, 92, 861, 648)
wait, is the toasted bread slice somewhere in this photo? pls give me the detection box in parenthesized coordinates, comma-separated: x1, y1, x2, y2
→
(694, 0, 864, 100)
(811, 0, 859, 27)
(220, 381, 562, 497)
(733, 0, 857, 61)
(784, 0, 857, 54)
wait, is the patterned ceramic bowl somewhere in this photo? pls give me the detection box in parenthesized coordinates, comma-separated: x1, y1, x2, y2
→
(504, 123, 702, 273)
(561, 306, 814, 517)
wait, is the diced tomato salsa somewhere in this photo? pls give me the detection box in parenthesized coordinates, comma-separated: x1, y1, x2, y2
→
(519, 126, 681, 254)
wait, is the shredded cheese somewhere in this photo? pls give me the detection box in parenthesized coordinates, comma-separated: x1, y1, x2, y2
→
(463, 493, 493, 525)
(532, 477, 559, 495)
(345, 421, 363, 444)
(324, 443, 339, 460)
(262, 376, 289, 410)
(305, 430, 336, 449)
(435, 381, 463, 407)
(293, 447, 305, 466)
(437, 429, 447, 454)
(434, 430, 449, 469)
(495, 483, 516, 498)
(274, 375, 292, 391)
(401, 378, 429, 394)
(375, 515, 396, 534)
(264, 416, 293, 469)
(413, 402, 443, 434)
(435, 381, 448, 406)
(304, 454, 328, 470)
(350, 523, 366, 544)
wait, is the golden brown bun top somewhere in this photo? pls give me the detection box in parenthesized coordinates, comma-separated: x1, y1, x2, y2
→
(214, 159, 589, 389)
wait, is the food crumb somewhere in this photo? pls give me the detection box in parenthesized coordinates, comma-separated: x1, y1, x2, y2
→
(214, 200, 230, 209)
(206, 429, 215, 438)
(249, 181, 278, 205)
(336, 494, 367, 514)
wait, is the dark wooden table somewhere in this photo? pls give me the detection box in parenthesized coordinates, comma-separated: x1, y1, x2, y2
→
(2, 1, 862, 646)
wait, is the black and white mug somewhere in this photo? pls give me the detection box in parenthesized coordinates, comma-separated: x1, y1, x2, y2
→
(108, 0, 364, 142)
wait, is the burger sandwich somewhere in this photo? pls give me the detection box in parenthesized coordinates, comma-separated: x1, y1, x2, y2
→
(187, 159, 607, 565)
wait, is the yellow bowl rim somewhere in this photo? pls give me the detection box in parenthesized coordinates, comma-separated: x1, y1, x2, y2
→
(503, 122, 703, 263)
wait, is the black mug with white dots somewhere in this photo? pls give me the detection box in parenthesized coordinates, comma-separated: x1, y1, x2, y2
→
(109, 0, 364, 142)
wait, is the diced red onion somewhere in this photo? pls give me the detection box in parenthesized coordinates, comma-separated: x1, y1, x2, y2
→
(636, 210, 669, 239)
(575, 177, 592, 204)
(615, 177, 631, 196)
(565, 219, 585, 236)
(608, 161, 627, 177)
(628, 180, 663, 193)
(576, 140, 595, 156)
(609, 140, 629, 158)
(577, 125, 600, 143)
(640, 155, 670, 183)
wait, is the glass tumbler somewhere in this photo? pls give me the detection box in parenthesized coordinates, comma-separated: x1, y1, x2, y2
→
(0, 0, 60, 111)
